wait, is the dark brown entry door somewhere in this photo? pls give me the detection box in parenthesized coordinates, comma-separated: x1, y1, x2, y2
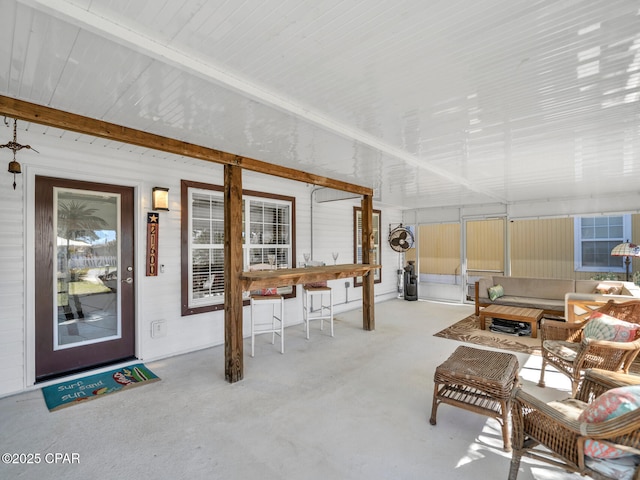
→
(35, 176, 135, 381)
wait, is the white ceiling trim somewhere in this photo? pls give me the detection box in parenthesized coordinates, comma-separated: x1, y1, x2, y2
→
(18, 0, 506, 204)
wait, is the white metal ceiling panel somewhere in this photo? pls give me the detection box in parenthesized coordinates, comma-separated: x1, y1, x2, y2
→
(0, 0, 638, 210)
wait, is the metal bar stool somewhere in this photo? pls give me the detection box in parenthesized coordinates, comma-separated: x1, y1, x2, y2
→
(302, 283, 334, 339)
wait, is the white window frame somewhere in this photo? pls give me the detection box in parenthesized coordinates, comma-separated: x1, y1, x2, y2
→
(182, 181, 294, 315)
(573, 215, 631, 272)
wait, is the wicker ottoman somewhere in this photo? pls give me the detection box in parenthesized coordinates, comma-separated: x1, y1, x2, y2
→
(429, 345, 520, 451)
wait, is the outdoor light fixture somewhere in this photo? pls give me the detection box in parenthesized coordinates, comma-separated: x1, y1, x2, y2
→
(152, 187, 170, 211)
(1, 118, 38, 190)
(610, 240, 640, 281)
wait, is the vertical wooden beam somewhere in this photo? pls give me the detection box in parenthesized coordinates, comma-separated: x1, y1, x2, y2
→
(361, 194, 375, 331)
(224, 163, 244, 382)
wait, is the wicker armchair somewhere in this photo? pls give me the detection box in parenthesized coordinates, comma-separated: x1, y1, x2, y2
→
(510, 369, 640, 480)
(538, 299, 640, 395)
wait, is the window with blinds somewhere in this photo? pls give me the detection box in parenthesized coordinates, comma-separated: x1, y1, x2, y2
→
(248, 199, 291, 269)
(574, 215, 630, 271)
(190, 190, 226, 307)
(182, 180, 295, 315)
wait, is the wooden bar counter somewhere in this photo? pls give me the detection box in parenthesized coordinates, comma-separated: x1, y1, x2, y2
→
(240, 263, 380, 291)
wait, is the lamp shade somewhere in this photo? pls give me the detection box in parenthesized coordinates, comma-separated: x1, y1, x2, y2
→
(152, 187, 169, 211)
(610, 242, 640, 257)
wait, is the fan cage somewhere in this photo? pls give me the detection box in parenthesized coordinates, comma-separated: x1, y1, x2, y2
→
(388, 226, 414, 252)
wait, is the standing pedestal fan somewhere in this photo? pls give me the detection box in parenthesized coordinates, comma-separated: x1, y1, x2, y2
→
(388, 224, 416, 299)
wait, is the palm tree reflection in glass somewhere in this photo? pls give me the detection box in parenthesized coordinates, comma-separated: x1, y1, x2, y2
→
(58, 200, 108, 328)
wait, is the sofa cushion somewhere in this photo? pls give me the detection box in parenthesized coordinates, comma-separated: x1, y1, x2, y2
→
(495, 276, 574, 300)
(493, 295, 564, 312)
(577, 385, 640, 459)
(576, 280, 640, 298)
(545, 396, 640, 479)
(488, 284, 504, 301)
(547, 397, 588, 419)
(477, 276, 583, 313)
(576, 280, 617, 294)
(585, 456, 640, 480)
(477, 276, 495, 297)
(576, 280, 602, 294)
(583, 312, 640, 342)
(543, 340, 579, 362)
(595, 283, 623, 295)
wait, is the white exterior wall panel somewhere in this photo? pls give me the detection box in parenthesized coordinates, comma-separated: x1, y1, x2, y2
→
(0, 159, 26, 396)
(0, 129, 393, 397)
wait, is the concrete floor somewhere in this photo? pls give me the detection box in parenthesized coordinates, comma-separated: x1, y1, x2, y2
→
(0, 299, 581, 480)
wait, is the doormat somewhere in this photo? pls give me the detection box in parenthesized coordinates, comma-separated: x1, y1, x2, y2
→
(41, 363, 160, 412)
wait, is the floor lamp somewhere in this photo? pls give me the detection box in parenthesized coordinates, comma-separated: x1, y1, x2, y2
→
(610, 241, 640, 281)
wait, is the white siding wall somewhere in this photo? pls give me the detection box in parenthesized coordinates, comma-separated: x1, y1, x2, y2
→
(0, 129, 400, 397)
(0, 154, 25, 395)
(309, 195, 403, 309)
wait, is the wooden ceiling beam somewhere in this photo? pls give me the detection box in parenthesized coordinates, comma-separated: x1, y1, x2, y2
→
(0, 95, 372, 196)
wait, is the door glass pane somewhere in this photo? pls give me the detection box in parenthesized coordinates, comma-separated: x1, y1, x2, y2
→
(55, 188, 120, 349)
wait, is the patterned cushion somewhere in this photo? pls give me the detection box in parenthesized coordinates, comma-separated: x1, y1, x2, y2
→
(595, 283, 623, 295)
(488, 284, 504, 301)
(251, 287, 278, 296)
(578, 385, 640, 459)
(583, 312, 640, 342)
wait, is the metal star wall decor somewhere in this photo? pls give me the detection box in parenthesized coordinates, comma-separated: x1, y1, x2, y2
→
(1, 118, 39, 189)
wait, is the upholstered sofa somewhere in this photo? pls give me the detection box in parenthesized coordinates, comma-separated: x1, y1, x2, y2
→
(475, 276, 640, 318)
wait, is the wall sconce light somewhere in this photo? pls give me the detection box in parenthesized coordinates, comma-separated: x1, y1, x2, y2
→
(152, 187, 170, 211)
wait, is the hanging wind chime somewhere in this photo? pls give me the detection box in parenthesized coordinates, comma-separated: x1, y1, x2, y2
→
(1, 118, 39, 189)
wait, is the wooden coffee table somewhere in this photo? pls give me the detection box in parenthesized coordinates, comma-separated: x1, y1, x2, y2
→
(479, 304, 543, 339)
(430, 345, 520, 451)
